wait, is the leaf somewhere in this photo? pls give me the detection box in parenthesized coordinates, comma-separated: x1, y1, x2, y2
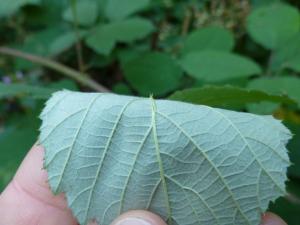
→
(248, 77, 300, 106)
(168, 85, 296, 109)
(247, 3, 300, 50)
(112, 83, 132, 95)
(13, 26, 66, 70)
(105, 0, 149, 21)
(48, 79, 79, 91)
(0, 82, 57, 99)
(40, 90, 291, 225)
(85, 18, 154, 55)
(183, 26, 234, 54)
(49, 30, 88, 55)
(247, 76, 300, 114)
(122, 52, 183, 96)
(180, 51, 262, 82)
(271, 33, 300, 72)
(25, 0, 69, 26)
(63, 1, 98, 26)
(0, 0, 41, 18)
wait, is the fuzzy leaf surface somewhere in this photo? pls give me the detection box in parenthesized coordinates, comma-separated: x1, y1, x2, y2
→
(40, 91, 291, 225)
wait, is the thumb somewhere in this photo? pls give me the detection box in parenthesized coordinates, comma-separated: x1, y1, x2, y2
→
(261, 212, 287, 225)
(109, 210, 167, 225)
(0, 145, 77, 225)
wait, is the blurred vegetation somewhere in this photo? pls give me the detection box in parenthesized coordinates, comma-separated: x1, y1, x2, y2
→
(0, 0, 300, 224)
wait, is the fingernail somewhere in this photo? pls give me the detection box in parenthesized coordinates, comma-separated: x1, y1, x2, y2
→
(115, 217, 153, 225)
(88, 221, 99, 225)
(261, 213, 287, 225)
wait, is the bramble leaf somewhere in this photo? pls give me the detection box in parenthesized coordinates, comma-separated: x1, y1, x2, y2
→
(105, 0, 149, 21)
(0, 0, 41, 18)
(85, 18, 154, 55)
(247, 3, 300, 50)
(63, 1, 98, 26)
(183, 26, 234, 54)
(168, 85, 297, 108)
(0, 82, 57, 99)
(40, 91, 291, 225)
(180, 51, 261, 82)
(122, 52, 183, 96)
(271, 33, 300, 72)
(248, 77, 300, 107)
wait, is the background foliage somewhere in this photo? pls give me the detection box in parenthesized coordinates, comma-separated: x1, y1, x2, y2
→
(0, 0, 299, 224)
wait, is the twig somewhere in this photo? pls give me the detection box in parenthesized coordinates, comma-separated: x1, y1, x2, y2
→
(70, 0, 85, 73)
(0, 47, 110, 92)
(181, 7, 192, 36)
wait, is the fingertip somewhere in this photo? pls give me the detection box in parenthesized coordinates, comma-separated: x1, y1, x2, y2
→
(110, 210, 167, 225)
(261, 212, 287, 225)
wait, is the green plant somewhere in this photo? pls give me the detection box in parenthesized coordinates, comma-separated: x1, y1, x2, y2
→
(0, 0, 300, 224)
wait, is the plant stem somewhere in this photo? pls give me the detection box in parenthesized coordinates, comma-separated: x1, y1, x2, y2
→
(0, 47, 110, 92)
(70, 0, 85, 73)
(181, 7, 192, 36)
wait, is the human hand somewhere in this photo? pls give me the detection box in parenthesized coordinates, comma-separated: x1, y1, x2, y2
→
(0, 145, 287, 225)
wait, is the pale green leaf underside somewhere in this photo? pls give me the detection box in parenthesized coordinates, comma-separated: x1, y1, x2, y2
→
(39, 91, 291, 225)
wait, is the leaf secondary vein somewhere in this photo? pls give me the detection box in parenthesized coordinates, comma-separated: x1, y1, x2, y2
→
(165, 175, 221, 225)
(53, 94, 102, 193)
(83, 98, 138, 224)
(156, 110, 252, 225)
(208, 106, 286, 209)
(146, 178, 162, 209)
(119, 125, 153, 214)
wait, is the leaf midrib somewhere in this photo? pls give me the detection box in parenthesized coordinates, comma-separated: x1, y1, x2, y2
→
(151, 98, 172, 224)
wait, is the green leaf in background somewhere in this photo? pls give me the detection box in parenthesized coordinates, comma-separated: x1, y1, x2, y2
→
(13, 26, 66, 70)
(0, 107, 41, 191)
(85, 18, 154, 55)
(50, 30, 87, 55)
(48, 79, 79, 91)
(271, 33, 300, 72)
(63, 1, 98, 26)
(40, 90, 291, 225)
(248, 76, 300, 106)
(183, 26, 234, 54)
(0, 82, 57, 99)
(112, 83, 132, 95)
(0, 0, 41, 18)
(246, 76, 300, 114)
(123, 52, 183, 96)
(24, 0, 69, 26)
(168, 85, 296, 109)
(180, 51, 262, 82)
(105, 0, 149, 21)
(247, 3, 300, 50)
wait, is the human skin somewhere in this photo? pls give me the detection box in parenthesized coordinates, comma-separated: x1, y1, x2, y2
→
(0, 145, 287, 225)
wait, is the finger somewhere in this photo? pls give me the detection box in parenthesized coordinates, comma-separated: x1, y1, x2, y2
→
(0, 145, 78, 225)
(110, 210, 167, 225)
(261, 212, 287, 225)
